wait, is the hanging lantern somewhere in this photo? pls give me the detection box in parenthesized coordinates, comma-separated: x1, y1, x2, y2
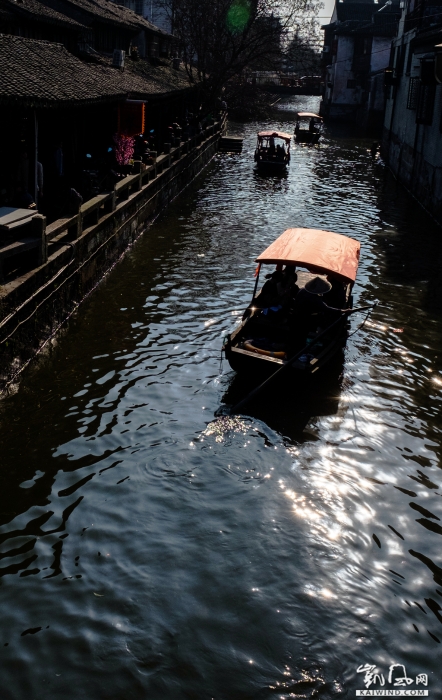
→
(118, 101, 146, 136)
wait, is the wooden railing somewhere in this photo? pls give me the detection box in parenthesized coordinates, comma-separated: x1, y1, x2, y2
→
(0, 214, 47, 284)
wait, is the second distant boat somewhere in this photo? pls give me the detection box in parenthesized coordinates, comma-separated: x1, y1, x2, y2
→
(254, 131, 291, 172)
(294, 112, 323, 144)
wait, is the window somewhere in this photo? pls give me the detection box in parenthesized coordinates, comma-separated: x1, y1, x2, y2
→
(407, 77, 419, 109)
(417, 84, 436, 124)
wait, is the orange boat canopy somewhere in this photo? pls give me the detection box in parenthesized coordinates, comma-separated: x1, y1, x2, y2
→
(258, 131, 291, 142)
(255, 228, 360, 283)
(296, 112, 323, 120)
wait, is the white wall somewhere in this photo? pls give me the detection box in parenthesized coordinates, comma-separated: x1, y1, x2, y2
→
(332, 35, 360, 105)
(370, 36, 391, 73)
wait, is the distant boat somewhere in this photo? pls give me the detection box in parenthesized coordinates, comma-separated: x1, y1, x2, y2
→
(294, 112, 323, 144)
(223, 227, 361, 377)
(254, 131, 291, 171)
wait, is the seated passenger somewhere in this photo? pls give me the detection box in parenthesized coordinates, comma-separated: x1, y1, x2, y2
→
(326, 275, 347, 308)
(257, 265, 283, 308)
(293, 276, 350, 323)
(279, 266, 299, 304)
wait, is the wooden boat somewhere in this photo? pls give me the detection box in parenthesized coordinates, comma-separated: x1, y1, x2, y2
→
(294, 112, 323, 144)
(223, 228, 361, 377)
(254, 131, 291, 171)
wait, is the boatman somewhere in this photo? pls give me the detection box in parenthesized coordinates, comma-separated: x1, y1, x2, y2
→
(293, 276, 351, 323)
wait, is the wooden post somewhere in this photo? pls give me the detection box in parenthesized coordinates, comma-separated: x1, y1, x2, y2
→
(105, 191, 116, 213)
(75, 211, 83, 239)
(32, 213, 47, 265)
(93, 207, 100, 225)
(132, 162, 143, 191)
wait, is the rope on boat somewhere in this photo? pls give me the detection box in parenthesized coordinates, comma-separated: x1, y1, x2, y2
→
(347, 302, 378, 338)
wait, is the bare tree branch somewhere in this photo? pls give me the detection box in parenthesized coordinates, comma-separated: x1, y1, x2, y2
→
(160, 0, 323, 108)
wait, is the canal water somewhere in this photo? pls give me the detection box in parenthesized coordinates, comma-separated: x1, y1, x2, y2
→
(1, 96, 442, 699)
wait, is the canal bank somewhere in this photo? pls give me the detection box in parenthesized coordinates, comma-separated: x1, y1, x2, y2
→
(0, 118, 225, 392)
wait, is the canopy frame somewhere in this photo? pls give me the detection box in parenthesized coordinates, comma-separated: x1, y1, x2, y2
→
(255, 228, 360, 284)
(295, 112, 323, 120)
(257, 130, 291, 143)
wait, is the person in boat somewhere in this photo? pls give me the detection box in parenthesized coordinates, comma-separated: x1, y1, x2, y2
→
(294, 121, 300, 136)
(309, 118, 318, 133)
(280, 268, 299, 319)
(279, 265, 298, 301)
(326, 275, 347, 308)
(269, 136, 275, 154)
(257, 264, 284, 308)
(293, 276, 350, 321)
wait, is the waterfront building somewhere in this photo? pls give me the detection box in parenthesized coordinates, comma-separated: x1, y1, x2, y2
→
(382, 0, 442, 223)
(0, 0, 199, 214)
(0, 0, 175, 58)
(0, 32, 196, 214)
(320, 0, 400, 132)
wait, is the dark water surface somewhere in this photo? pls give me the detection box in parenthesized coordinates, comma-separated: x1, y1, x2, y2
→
(1, 97, 442, 699)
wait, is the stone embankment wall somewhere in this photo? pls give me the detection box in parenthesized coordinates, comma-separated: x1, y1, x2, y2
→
(382, 121, 442, 224)
(382, 36, 442, 225)
(0, 120, 224, 391)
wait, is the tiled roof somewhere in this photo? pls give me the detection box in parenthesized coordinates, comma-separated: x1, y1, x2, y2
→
(125, 57, 196, 95)
(0, 35, 193, 107)
(0, 0, 85, 28)
(0, 0, 173, 35)
(41, 0, 171, 33)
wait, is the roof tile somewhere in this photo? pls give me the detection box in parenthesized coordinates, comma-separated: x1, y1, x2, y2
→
(0, 35, 193, 107)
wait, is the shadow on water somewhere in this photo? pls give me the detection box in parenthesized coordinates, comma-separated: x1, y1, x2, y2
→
(375, 169, 442, 312)
(220, 352, 346, 444)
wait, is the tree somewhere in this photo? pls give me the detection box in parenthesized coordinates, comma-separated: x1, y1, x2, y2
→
(284, 34, 322, 75)
(162, 0, 323, 109)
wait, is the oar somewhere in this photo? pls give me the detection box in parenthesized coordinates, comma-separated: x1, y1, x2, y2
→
(229, 304, 377, 415)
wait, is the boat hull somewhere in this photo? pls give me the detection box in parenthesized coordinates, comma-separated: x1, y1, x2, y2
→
(224, 316, 348, 379)
(295, 132, 321, 144)
(256, 159, 288, 172)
